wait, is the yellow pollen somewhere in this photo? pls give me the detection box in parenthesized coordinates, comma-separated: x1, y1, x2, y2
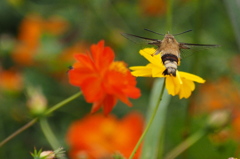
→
(109, 61, 128, 73)
(176, 71, 183, 84)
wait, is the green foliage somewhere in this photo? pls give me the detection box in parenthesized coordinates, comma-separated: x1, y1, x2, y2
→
(0, 0, 239, 159)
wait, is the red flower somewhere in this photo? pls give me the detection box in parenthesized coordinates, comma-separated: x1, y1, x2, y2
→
(68, 40, 141, 115)
(66, 112, 144, 159)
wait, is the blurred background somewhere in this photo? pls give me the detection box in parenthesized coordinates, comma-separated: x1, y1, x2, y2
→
(0, 0, 240, 158)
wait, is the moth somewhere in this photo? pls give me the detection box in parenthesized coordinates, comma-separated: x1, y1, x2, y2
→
(121, 29, 219, 76)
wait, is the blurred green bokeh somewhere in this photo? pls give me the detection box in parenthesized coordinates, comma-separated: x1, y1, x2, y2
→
(0, 0, 240, 158)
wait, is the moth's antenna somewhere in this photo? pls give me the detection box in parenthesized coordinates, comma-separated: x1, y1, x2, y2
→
(173, 29, 192, 36)
(144, 28, 165, 36)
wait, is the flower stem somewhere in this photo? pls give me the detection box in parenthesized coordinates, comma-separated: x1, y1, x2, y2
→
(129, 79, 166, 159)
(164, 128, 207, 159)
(39, 118, 67, 159)
(44, 91, 82, 116)
(39, 118, 59, 149)
(0, 118, 38, 147)
(0, 91, 82, 147)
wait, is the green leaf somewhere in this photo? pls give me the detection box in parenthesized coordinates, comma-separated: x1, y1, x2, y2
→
(140, 78, 171, 159)
(224, 0, 240, 50)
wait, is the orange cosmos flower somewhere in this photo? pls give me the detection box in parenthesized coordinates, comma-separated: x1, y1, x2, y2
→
(140, 0, 166, 16)
(66, 112, 144, 159)
(190, 77, 240, 143)
(12, 14, 42, 65)
(12, 14, 69, 66)
(68, 40, 141, 115)
(190, 77, 240, 114)
(0, 68, 23, 93)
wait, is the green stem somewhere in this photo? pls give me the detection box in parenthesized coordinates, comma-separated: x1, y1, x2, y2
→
(166, 0, 173, 32)
(129, 79, 166, 159)
(45, 91, 82, 116)
(39, 118, 67, 159)
(39, 118, 59, 149)
(0, 118, 38, 147)
(164, 129, 207, 159)
(0, 91, 82, 147)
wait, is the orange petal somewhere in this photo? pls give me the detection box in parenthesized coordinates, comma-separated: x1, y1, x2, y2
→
(74, 54, 95, 70)
(91, 101, 103, 114)
(102, 95, 117, 115)
(91, 40, 115, 70)
(81, 77, 105, 102)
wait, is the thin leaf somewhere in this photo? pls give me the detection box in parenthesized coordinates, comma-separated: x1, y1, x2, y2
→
(140, 78, 171, 159)
(224, 0, 240, 50)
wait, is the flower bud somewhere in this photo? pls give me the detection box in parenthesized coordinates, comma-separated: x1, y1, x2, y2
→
(40, 151, 55, 159)
(207, 110, 230, 131)
(27, 86, 47, 115)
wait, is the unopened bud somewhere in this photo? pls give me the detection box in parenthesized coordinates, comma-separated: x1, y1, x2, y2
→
(207, 110, 230, 131)
(40, 151, 55, 159)
(27, 86, 47, 115)
(31, 147, 65, 159)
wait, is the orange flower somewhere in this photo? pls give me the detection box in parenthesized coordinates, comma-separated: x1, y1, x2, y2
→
(190, 78, 240, 114)
(12, 14, 42, 65)
(42, 15, 68, 35)
(190, 77, 240, 142)
(68, 40, 141, 115)
(17, 14, 42, 47)
(66, 112, 144, 159)
(0, 68, 23, 93)
(12, 14, 69, 66)
(140, 0, 166, 16)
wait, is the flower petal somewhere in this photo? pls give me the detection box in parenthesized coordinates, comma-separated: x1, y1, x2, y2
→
(102, 95, 117, 115)
(166, 76, 180, 96)
(80, 77, 105, 102)
(103, 70, 140, 106)
(178, 78, 195, 99)
(130, 66, 152, 77)
(91, 101, 103, 114)
(68, 67, 97, 86)
(179, 71, 205, 83)
(74, 54, 95, 70)
(91, 40, 115, 71)
(151, 64, 165, 77)
(139, 48, 162, 66)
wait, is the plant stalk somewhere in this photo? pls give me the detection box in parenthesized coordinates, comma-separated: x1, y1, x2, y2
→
(129, 79, 166, 159)
(0, 91, 82, 147)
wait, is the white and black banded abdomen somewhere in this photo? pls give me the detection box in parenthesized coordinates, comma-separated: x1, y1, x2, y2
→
(161, 54, 179, 76)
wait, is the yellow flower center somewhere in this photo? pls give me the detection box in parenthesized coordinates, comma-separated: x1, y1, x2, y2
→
(109, 61, 128, 73)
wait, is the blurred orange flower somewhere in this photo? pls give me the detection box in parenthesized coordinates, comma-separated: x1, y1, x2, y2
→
(191, 78, 240, 114)
(48, 41, 89, 79)
(68, 40, 141, 115)
(191, 77, 240, 141)
(140, 0, 166, 16)
(12, 14, 68, 66)
(0, 68, 23, 92)
(59, 41, 89, 68)
(41, 15, 69, 35)
(66, 112, 144, 159)
(231, 54, 240, 74)
(12, 14, 42, 65)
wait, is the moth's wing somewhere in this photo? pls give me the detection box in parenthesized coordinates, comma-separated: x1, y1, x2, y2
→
(121, 33, 161, 55)
(179, 42, 220, 58)
(121, 33, 161, 45)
